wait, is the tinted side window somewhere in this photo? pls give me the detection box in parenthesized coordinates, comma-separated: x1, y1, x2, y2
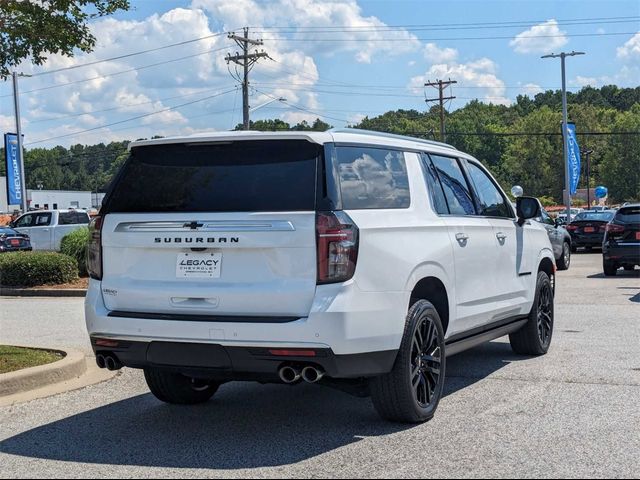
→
(616, 207, 640, 223)
(15, 214, 33, 228)
(465, 162, 513, 218)
(34, 213, 52, 226)
(76, 212, 91, 224)
(59, 212, 76, 225)
(420, 154, 449, 214)
(430, 155, 475, 216)
(336, 147, 410, 209)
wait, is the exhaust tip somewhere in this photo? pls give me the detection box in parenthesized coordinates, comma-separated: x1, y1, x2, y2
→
(301, 366, 324, 384)
(279, 366, 301, 384)
(104, 355, 122, 371)
(96, 354, 106, 369)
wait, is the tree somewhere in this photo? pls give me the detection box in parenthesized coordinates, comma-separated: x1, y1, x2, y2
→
(0, 0, 130, 78)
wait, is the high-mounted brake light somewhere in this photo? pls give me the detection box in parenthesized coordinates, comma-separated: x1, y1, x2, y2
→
(87, 215, 103, 280)
(316, 211, 359, 284)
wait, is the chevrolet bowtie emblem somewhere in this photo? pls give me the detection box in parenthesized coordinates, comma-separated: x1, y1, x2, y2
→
(184, 222, 204, 230)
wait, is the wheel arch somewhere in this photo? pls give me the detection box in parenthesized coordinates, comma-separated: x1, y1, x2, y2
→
(409, 276, 450, 335)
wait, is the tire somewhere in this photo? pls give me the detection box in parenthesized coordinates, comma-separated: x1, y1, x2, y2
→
(509, 271, 554, 356)
(603, 260, 618, 277)
(624, 266, 635, 272)
(370, 300, 446, 423)
(571, 245, 577, 253)
(556, 242, 571, 271)
(144, 368, 220, 405)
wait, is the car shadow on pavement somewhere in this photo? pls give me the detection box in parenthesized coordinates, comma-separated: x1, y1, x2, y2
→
(0, 341, 522, 470)
(588, 270, 640, 279)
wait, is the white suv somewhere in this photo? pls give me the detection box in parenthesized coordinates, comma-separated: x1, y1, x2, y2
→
(85, 129, 556, 423)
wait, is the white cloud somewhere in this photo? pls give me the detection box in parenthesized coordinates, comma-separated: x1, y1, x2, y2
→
(409, 57, 510, 106)
(510, 20, 568, 54)
(192, 0, 420, 63)
(522, 83, 543, 96)
(617, 32, 640, 60)
(424, 43, 458, 64)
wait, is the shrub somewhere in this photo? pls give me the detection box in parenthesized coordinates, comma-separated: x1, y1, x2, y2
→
(60, 227, 90, 276)
(0, 252, 78, 287)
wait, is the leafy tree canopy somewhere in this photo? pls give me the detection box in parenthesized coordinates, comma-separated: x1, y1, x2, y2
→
(0, 0, 130, 78)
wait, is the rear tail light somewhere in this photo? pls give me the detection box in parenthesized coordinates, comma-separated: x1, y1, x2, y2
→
(316, 211, 359, 284)
(599, 225, 606, 232)
(87, 215, 103, 280)
(606, 223, 625, 234)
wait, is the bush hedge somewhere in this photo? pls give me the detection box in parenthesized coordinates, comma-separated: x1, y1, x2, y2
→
(60, 227, 90, 276)
(0, 252, 79, 287)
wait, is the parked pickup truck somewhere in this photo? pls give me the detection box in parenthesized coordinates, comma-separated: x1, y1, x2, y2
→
(11, 210, 90, 251)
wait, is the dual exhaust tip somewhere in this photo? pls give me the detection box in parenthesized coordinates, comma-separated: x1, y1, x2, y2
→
(279, 365, 325, 384)
(96, 353, 123, 371)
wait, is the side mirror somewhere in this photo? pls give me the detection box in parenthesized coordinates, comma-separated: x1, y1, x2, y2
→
(516, 197, 541, 226)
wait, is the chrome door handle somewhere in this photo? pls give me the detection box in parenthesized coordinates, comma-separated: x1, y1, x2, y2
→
(455, 233, 469, 242)
(496, 232, 507, 241)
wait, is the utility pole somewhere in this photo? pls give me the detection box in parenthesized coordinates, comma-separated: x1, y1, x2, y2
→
(583, 149, 593, 207)
(425, 79, 456, 143)
(542, 51, 585, 222)
(12, 72, 28, 213)
(226, 28, 270, 130)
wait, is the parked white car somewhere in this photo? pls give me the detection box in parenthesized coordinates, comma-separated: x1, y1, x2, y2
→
(12, 209, 90, 251)
(85, 129, 556, 423)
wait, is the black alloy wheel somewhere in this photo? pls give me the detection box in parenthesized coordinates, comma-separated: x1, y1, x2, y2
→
(411, 314, 442, 408)
(536, 281, 553, 348)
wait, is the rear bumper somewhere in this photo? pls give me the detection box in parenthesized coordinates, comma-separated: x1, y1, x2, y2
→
(570, 233, 604, 247)
(0, 246, 32, 252)
(90, 337, 396, 380)
(85, 278, 408, 377)
(603, 244, 640, 264)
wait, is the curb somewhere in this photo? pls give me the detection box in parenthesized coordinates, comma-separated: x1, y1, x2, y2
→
(0, 288, 86, 297)
(0, 348, 87, 397)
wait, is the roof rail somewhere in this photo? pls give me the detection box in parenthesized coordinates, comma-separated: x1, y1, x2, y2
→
(328, 128, 457, 151)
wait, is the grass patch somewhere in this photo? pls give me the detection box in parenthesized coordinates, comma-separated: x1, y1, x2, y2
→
(0, 346, 64, 374)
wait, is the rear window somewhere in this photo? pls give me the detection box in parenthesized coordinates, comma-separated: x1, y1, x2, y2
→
(574, 212, 614, 222)
(105, 140, 321, 213)
(336, 146, 410, 209)
(615, 207, 640, 223)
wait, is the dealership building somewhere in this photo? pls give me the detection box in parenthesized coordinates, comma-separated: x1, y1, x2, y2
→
(1, 176, 101, 213)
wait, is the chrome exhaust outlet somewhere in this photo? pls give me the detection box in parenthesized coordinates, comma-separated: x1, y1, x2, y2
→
(301, 366, 325, 384)
(104, 355, 123, 371)
(96, 354, 106, 369)
(279, 366, 301, 384)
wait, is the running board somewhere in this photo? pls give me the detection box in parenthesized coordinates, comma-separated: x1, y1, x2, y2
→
(445, 316, 528, 357)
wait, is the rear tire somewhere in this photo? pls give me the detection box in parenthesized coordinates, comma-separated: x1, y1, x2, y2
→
(556, 242, 571, 271)
(624, 266, 635, 271)
(370, 300, 446, 423)
(510, 271, 554, 356)
(144, 368, 220, 405)
(603, 260, 618, 276)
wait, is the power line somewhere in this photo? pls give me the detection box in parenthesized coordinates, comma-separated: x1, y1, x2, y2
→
(29, 32, 230, 77)
(1, 46, 232, 98)
(251, 15, 640, 30)
(260, 31, 635, 42)
(27, 85, 237, 124)
(25, 88, 237, 146)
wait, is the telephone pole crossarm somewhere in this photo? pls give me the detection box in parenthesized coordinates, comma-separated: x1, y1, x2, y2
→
(424, 79, 457, 143)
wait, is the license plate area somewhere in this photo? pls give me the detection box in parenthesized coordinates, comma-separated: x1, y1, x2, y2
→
(584, 227, 595, 233)
(176, 252, 222, 278)
(636, 232, 640, 240)
(9, 239, 20, 246)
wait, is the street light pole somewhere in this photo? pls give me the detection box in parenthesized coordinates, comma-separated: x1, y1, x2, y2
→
(12, 72, 28, 213)
(542, 51, 585, 222)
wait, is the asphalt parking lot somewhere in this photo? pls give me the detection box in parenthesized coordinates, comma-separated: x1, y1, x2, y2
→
(0, 253, 638, 478)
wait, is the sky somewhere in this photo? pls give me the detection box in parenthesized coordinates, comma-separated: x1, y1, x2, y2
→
(0, 0, 639, 148)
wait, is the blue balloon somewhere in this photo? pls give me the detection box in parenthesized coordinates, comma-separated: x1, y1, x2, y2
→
(595, 186, 608, 199)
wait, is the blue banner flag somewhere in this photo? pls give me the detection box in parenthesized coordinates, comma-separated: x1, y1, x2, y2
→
(566, 123, 581, 195)
(4, 133, 24, 206)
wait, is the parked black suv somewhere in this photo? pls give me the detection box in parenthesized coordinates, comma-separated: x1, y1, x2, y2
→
(603, 204, 640, 276)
